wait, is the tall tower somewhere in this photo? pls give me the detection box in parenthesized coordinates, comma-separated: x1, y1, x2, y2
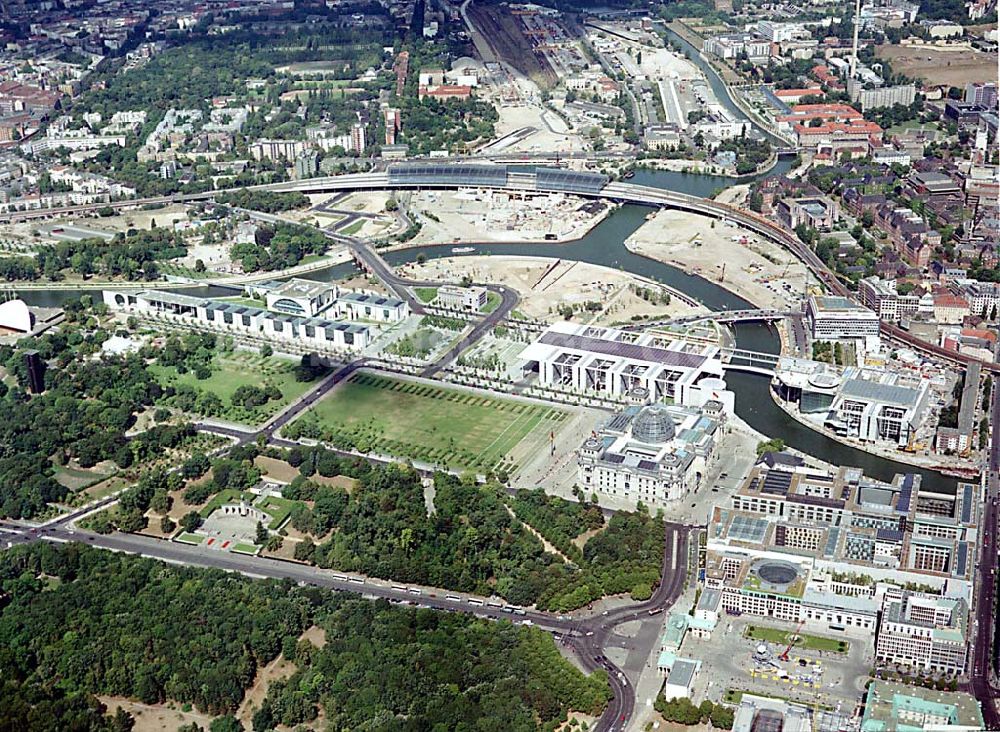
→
(849, 0, 862, 84)
(24, 350, 45, 394)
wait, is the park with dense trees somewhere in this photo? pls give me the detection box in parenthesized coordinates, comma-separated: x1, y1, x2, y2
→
(269, 457, 665, 611)
(0, 543, 609, 730)
(229, 222, 329, 272)
(0, 305, 163, 519)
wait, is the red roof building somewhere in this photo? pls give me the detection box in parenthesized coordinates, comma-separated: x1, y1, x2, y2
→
(418, 84, 472, 100)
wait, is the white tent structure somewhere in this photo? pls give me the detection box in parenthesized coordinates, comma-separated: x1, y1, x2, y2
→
(0, 299, 32, 333)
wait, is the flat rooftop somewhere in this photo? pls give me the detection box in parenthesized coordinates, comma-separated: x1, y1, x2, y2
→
(840, 377, 922, 408)
(538, 330, 708, 369)
(862, 680, 983, 731)
(810, 295, 873, 314)
(269, 278, 334, 298)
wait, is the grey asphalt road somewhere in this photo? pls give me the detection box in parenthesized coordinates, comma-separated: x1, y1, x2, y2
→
(0, 516, 693, 732)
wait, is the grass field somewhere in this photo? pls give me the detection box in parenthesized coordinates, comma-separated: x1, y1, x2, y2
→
(746, 625, 849, 653)
(53, 465, 112, 491)
(340, 219, 365, 236)
(876, 43, 997, 86)
(158, 262, 214, 279)
(259, 495, 299, 530)
(176, 532, 204, 544)
(294, 373, 568, 472)
(481, 291, 502, 313)
(150, 352, 318, 426)
(414, 287, 438, 303)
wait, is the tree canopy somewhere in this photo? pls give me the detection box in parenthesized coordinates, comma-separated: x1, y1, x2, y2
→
(0, 544, 609, 730)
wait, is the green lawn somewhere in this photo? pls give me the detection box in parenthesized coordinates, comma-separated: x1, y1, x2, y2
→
(158, 262, 215, 279)
(259, 495, 300, 530)
(53, 465, 111, 491)
(292, 373, 568, 472)
(232, 543, 259, 555)
(150, 351, 319, 426)
(886, 121, 940, 137)
(340, 219, 365, 236)
(745, 625, 849, 653)
(481, 291, 502, 314)
(176, 532, 204, 545)
(414, 287, 438, 304)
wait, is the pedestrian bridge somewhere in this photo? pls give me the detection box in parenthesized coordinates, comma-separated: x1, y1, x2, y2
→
(720, 345, 780, 376)
(626, 309, 796, 330)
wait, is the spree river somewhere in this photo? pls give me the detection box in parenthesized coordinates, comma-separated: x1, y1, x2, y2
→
(16, 163, 956, 491)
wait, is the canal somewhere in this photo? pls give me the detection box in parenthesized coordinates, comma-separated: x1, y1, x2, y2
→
(659, 25, 786, 148)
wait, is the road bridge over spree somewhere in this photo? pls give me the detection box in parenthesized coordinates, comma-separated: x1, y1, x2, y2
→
(2, 162, 994, 375)
(625, 309, 797, 329)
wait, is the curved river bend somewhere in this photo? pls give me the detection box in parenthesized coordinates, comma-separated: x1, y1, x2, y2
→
(17, 165, 955, 491)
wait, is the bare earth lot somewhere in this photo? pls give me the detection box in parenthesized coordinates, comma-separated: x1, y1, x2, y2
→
(876, 43, 998, 86)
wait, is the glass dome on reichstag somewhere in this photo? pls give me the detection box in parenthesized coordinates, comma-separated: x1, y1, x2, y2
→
(631, 405, 676, 444)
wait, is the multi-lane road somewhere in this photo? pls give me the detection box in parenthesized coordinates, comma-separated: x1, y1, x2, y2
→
(5, 167, 994, 377)
(0, 513, 692, 732)
(331, 229, 520, 377)
(970, 380, 1000, 726)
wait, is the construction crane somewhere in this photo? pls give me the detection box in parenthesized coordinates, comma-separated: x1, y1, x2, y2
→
(779, 620, 805, 662)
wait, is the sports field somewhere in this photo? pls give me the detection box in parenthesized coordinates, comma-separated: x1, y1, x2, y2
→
(296, 372, 568, 472)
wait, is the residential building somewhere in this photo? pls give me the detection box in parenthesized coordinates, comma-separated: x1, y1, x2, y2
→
(383, 107, 401, 146)
(858, 277, 921, 321)
(965, 82, 997, 109)
(249, 139, 307, 161)
(849, 83, 916, 111)
(418, 84, 472, 100)
(935, 362, 980, 454)
(921, 19, 963, 37)
(755, 21, 805, 42)
(293, 151, 319, 180)
(703, 33, 770, 62)
(932, 293, 970, 324)
(875, 205, 940, 267)
(956, 280, 1000, 318)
